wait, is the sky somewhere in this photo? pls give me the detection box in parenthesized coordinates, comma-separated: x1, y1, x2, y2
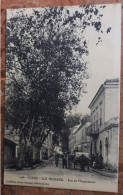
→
(72, 4, 121, 115)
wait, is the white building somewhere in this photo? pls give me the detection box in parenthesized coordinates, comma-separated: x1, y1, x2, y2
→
(69, 123, 91, 154)
(87, 78, 120, 171)
(69, 125, 80, 154)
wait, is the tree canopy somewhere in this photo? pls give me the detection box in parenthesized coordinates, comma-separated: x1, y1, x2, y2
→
(5, 5, 109, 148)
(58, 113, 82, 152)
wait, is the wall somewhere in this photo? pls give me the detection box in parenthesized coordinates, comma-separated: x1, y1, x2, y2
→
(105, 84, 120, 122)
(90, 81, 119, 170)
(70, 123, 91, 153)
(99, 127, 119, 170)
(4, 143, 16, 167)
(91, 89, 105, 130)
(1, 0, 123, 194)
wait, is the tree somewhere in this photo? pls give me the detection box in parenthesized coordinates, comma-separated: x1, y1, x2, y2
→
(59, 113, 90, 152)
(5, 5, 110, 163)
(81, 114, 90, 126)
(59, 113, 82, 152)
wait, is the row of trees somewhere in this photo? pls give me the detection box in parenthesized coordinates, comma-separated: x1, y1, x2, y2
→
(5, 5, 109, 164)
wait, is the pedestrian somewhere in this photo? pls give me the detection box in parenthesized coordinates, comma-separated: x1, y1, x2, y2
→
(62, 155, 67, 169)
(68, 155, 71, 169)
(55, 154, 59, 167)
(99, 154, 103, 168)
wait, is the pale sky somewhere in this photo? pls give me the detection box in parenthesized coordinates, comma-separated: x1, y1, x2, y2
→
(72, 4, 121, 115)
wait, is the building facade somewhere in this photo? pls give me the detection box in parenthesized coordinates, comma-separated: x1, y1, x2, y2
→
(4, 128, 53, 166)
(69, 123, 91, 154)
(4, 130, 19, 168)
(87, 78, 119, 171)
(69, 125, 80, 154)
(4, 138, 17, 168)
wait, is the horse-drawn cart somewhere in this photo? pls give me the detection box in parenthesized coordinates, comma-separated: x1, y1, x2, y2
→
(71, 152, 90, 171)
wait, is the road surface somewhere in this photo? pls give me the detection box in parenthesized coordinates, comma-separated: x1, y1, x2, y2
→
(4, 159, 118, 192)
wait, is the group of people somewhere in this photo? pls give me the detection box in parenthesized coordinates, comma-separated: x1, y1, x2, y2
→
(89, 153, 103, 168)
(54, 152, 104, 171)
(54, 154, 69, 169)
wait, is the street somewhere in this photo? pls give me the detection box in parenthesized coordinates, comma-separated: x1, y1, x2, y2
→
(4, 159, 118, 192)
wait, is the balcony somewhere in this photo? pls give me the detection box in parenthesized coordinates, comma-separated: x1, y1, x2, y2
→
(86, 117, 119, 136)
(104, 117, 118, 130)
(86, 119, 102, 136)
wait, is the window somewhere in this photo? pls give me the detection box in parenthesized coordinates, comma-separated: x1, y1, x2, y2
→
(105, 137, 108, 164)
(100, 107, 102, 126)
(90, 142, 92, 155)
(93, 115, 95, 130)
(100, 140, 102, 155)
(94, 142, 97, 154)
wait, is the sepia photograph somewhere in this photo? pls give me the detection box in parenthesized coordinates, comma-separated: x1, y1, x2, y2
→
(4, 4, 121, 192)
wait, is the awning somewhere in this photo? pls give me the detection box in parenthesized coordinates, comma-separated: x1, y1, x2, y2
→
(75, 152, 89, 158)
(54, 146, 63, 155)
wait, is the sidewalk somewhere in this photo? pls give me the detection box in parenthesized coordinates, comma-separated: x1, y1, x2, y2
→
(89, 167, 118, 178)
(4, 160, 47, 171)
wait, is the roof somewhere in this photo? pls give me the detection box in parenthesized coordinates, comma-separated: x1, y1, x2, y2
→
(4, 138, 17, 146)
(88, 78, 119, 109)
(71, 121, 91, 135)
(71, 124, 80, 134)
(5, 131, 19, 145)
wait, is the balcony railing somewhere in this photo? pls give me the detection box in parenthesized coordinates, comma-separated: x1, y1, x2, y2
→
(86, 117, 118, 136)
(86, 119, 102, 136)
(104, 117, 118, 128)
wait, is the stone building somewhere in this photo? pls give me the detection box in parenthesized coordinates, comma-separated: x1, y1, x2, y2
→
(4, 138, 17, 168)
(69, 123, 91, 154)
(4, 130, 19, 168)
(86, 78, 120, 171)
(4, 128, 53, 166)
(69, 125, 80, 154)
